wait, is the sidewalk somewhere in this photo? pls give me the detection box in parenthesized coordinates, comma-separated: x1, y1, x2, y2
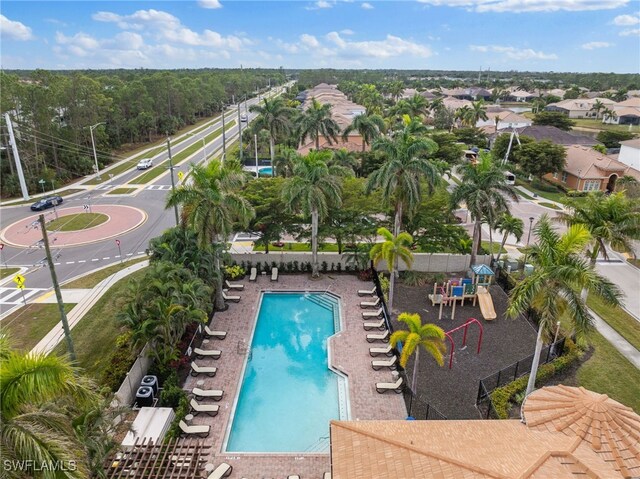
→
(515, 185, 566, 210)
(31, 259, 149, 355)
(589, 308, 640, 369)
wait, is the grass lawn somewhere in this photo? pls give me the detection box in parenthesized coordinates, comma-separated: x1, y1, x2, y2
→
(3, 189, 84, 206)
(82, 160, 138, 185)
(47, 213, 108, 232)
(0, 267, 20, 279)
(253, 242, 340, 252)
(628, 258, 640, 269)
(480, 241, 507, 254)
(107, 187, 137, 195)
(63, 256, 148, 289)
(572, 119, 639, 134)
(517, 189, 536, 201)
(515, 179, 566, 203)
(587, 295, 640, 351)
(577, 330, 640, 412)
(538, 201, 561, 210)
(0, 303, 76, 352)
(53, 268, 147, 379)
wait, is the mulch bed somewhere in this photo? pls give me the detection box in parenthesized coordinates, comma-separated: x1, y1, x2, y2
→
(393, 279, 538, 419)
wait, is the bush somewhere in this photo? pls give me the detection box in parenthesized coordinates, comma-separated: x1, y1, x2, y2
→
(378, 273, 390, 301)
(166, 395, 190, 439)
(224, 265, 245, 280)
(566, 190, 587, 197)
(100, 345, 136, 391)
(401, 271, 431, 287)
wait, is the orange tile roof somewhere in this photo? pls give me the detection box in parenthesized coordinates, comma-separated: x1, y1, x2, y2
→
(330, 386, 640, 479)
(563, 145, 639, 180)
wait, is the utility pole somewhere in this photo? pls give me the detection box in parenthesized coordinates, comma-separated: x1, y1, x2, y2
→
(4, 113, 29, 200)
(237, 104, 243, 162)
(221, 103, 227, 162)
(89, 122, 105, 179)
(166, 137, 179, 226)
(39, 214, 76, 361)
(254, 133, 259, 178)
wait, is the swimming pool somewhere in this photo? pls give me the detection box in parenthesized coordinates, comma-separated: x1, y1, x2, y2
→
(225, 292, 348, 453)
(258, 167, 273, 176)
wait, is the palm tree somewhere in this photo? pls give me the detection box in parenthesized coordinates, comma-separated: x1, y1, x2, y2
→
(366, 122, 440, 237)
(470, 100, 489, 126)
(601, 107, 618, 123)
(298, 98, 340, 150)
(405, 93, 430, 118)
(274, 147, 299, 178)
(450, 153, 518, 266)
(249, 97, 293, 171)
(495, 213, 524, 263)
(558, 191, 640, 264)
(591, 99, 605, 119)
(282, 150, 345, 277)
(1, 349, 97, 479)
(507, 216, 621, 395)
(166, 160, 254, 310)
(369, 227, 413, 312)
(389, 312, 446, 393)
(328, 148, 358, 172)
(342, 112, 385, 152)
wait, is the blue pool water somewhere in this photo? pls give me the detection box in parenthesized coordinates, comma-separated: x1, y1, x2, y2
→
(258, 167, 273, 176)
(225, 292, 343, 452)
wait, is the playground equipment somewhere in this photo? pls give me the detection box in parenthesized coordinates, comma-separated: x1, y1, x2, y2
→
(429, 278, 478, 320)
(444, 318, 483, 369)
(476, 286, 497, 320)
(470, 264, 497, 321)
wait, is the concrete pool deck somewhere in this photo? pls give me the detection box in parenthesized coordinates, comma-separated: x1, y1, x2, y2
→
(182, 274, 406, 478)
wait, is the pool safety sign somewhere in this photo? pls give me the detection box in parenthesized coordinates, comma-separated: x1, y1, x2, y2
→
(13, 274, 25, 289)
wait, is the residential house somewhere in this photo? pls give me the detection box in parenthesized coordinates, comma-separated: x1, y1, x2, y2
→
(618, 138, 640, 170)
(545, 97, 616, 118)
(477, 111, 532, 133)
(329, 386, 640, 479)
(441, 96, 472, 111)
(545, 88, 566, 98)
(489, 125, 600, 149)
(440, 87, 491, 101)
(505, 90, 538, 102)
(604, 97, 640, 125)
(545, 144, 640, 192)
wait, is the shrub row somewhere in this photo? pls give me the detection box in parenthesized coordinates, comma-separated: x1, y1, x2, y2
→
(489, 338, 581, 419)
(235, 260, 354, 274)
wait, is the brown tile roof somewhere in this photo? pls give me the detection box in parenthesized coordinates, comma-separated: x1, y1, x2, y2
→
(507, 125, 599, 146)
(564, 145, 639, 179)
(612, 107, 640, 118)
(620, 138, 640, 149)
(616, 98, 640, 108)
(330, 386, 640, 479)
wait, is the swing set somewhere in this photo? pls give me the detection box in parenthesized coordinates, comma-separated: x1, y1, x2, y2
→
(444, 317, 483, 369)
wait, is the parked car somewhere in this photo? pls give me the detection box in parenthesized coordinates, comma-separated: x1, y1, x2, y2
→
(240, 113, 248, 122)
(136, 159, 153, 170)
(30, 196, 63, 211)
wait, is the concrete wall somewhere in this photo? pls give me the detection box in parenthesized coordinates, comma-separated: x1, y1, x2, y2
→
(114, 343, 153, 406)
(230, 252, 491, 273)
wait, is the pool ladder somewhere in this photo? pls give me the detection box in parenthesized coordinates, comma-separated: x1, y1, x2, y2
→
(237, 340, 252, 361)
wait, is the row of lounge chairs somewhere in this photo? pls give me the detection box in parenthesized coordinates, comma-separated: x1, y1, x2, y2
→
(248, 267, 279, 282)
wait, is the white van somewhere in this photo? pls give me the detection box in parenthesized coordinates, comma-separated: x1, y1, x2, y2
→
(504, 171, 516, 185)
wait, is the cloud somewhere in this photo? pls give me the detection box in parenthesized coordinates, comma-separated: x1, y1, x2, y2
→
(340, 29, 355, 35)
(612, 13, 640, 25)
(620, 28, 640, 36)
(361, 2, 374, 8)
(325, 31, 432, 58)
(300, 33, 321, 48)
(417, 0, 629, 13)
(0, 14, 34, 41)
(306, 0, 334, 9)
(470, 44, 558, 60)
(582, 41, 613, 49)
(54, 31, 147, 64)
(198, 0, 223, 8)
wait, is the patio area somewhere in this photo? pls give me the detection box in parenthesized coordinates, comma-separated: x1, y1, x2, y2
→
(181, 273, 405, 478)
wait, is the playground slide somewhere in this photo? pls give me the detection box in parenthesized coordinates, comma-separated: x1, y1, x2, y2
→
(476, 286, 497, 320)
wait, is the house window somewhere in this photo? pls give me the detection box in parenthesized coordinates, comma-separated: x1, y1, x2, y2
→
(561, 172, 568, 183)
(553, 172, 558, 179)
(583, 180, 601, 191)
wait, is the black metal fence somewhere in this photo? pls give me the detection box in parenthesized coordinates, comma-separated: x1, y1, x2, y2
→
(371, 263, 394, 336)
(476, 336, 566, 418)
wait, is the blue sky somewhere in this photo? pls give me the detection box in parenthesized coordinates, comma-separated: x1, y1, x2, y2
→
(1, 0, 639, 72)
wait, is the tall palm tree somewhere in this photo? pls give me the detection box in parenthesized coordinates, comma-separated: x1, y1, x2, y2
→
(366, 122, 440, 237)
(274, 147, 299, 178)
(470, 100, 489, 126)
(166, 160, 254, 310)
(369, 227, 413, 312)
(390, 312, 446, 393)
(508, 216, 621, 395)
(450, 153, 518, 266)
(342, 112, 385, 152)
(328, 148, 358, 172)
(298, 98, 340, 150)
(591, 99, 605, 119)
(249, 97, 293, 171)
(282, 150, 344, 277)
(495, 213, 524, 263)
(1, 349, 97, 479)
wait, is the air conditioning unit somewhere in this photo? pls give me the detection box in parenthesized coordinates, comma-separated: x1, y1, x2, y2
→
(136, 386, 154, 408)
(141, 375, 159, 395)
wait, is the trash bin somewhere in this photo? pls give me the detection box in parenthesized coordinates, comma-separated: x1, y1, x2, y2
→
(136, 386, 154, 407)
(141, 375, 159, 395)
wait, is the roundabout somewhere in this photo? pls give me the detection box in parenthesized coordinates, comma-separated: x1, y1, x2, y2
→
(0, 205, 147, 248)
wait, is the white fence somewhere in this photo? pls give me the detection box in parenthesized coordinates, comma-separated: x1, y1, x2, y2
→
(230, 252, 490, 273)
(114, 344, 153, 406)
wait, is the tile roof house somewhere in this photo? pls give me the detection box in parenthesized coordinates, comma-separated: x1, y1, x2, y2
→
(618, 138, 640, 170)
(545, 145, 640, 193)
(545, 98, 616, 119)
(604, 98, 640, 125)
(489, 125, 600, 149)
(477, 111, 532, 132)
(329, 385, 640, 479)
(506, 90, 538, 102)
(441, 96, 472, 111)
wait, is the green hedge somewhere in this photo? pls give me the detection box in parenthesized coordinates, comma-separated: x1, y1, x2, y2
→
(489, 339, 580, 419)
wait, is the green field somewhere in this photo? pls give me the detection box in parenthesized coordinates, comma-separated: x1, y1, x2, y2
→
(515, 178, 566, 203)
(0, 267, 20, 279)
(253, 242, 340, 252)
(0, 303, 76, 352)
(82, 160, 139, 185)
(572, 119, 639, 134)
(47, 213, 108, 232)
(587, 295, 640, 351)
(480, 241, 508, 254)
(538, 201, 561, 210)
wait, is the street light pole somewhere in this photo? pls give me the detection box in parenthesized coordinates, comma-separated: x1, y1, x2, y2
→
(238, 105, 243, 162)
(89, 122, 105, 179)
(526, 216, 535, 246)
(221, 103, 227, 162)
(166, 137, 180, 226)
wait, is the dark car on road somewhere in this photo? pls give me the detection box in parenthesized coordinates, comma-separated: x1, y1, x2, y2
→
(30, 196, 63, 211)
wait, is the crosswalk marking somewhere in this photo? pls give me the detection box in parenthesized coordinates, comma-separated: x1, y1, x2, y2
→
(94, 184, 117, 190)
(0, 287, 45, 305)
(145, 185, 172, 191)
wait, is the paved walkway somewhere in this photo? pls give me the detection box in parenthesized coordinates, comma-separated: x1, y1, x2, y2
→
(31, 260, 149, 355)
(589, 309, 640, 369)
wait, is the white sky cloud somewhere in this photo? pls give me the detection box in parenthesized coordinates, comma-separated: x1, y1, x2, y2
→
(198, 0, 223, 8)
(612, 13, 640, 25)
(0, 14, 34, 41)
(418, 0, 629, 13)
(582, 41, 614, 49)
(306, 0, 334, 9)
(619, 28, 640, 36)
(340, 29, 355, 35)
(361, 2, 374, 9)
(470, 44, 558, 60)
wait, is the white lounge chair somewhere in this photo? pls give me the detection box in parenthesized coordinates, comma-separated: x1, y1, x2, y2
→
(360, 297, 380, 309)
(207, 463, 233, 479)
(362, 308, 383, 319)
(179, 420, 210, 438)
(271, 267, 278, 282)
(369, 345, 394, 357)
(363, 318, 386, 331)
(357, 286, 376, 296)
(372, 356, 398, 371)
(225, 280, 244, 290)
(193, 347, 221, 359)
(190, 398, 219, 417)
(192, 387, 224, 401)
(366, 330, 389, 343)
(323, 473, 331, 479)
(204, 325, 227, 339)
(249, 267, 257, 281)
(190, 362, 217, 377)
(222, 291, 241, 302)
(376, 377, 404, 394)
